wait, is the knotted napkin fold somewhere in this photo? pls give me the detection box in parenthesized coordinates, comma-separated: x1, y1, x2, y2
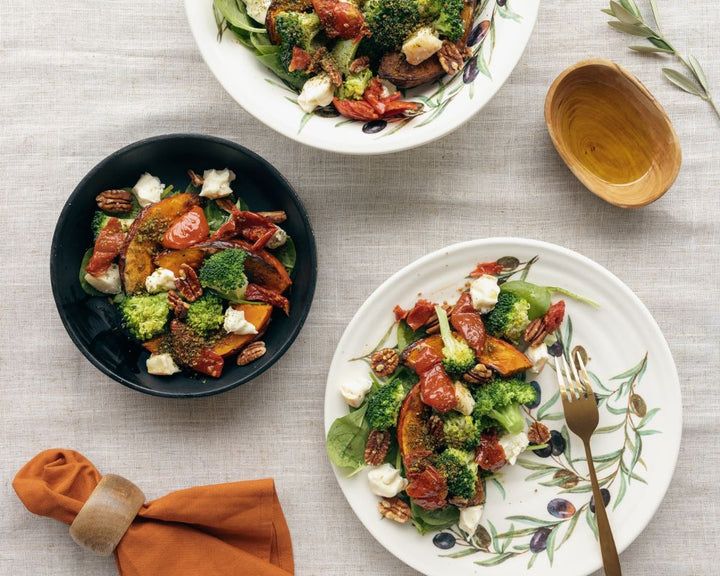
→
(13, 449, 294, 576)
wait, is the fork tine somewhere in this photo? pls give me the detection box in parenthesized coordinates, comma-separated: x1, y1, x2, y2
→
(558, 354, 578, 401)
(575, 353, 594, 395)
(556, 354, 570, 400)
(568, 352, 588, 399)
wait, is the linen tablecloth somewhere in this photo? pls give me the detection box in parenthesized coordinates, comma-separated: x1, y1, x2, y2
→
(1, 1, 718, 574)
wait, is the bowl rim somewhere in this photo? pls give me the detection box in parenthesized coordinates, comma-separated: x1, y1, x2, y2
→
(184, 0, 541, 155)
(50, 133, 317, 398)
(544, 58, 682, 209)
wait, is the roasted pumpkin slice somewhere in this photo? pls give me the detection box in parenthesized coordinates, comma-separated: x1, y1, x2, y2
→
(154, 247, 207, 276)
(401, 334, 444, 371)
(397, 384, 434, 467)
(479, 336, 533, 376)
(142, 336, 163, 355)
(211, 303, 273, 357)
(120, 193, 199, 293)
(230, 239, 292, 294)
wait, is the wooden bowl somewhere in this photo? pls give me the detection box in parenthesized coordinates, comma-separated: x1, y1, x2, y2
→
(545, 58, 681, 208)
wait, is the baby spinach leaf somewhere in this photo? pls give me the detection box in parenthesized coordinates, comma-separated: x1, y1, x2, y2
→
(204, 199, 229, 232)
(396, 320, 426, 352)
(326, 403, 370, 474)
(270, 235, 296, 274)
(410, 502, 459, 535)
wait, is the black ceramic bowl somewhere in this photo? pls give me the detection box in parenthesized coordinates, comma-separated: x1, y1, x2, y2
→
(51, 134, 316, 398)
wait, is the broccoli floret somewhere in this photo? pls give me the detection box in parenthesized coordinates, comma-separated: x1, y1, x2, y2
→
(435, 305, 476, 377)
(435, 447, 478, 499)
(363, 0, 423, 52)
(366, 376, 406, 430)
(199, 249, 248, 303)
(433, 0, 464, 41)
(119, 293, 170, 341)
(275, 11, 321, 70)
(186, 293, 225, 336)
(417, 0, 441, 17)
(442, 413, 480, 450)
(472, 378, 537, 435)
(337, 68, 373, 100)
(483, 291, 531, 343)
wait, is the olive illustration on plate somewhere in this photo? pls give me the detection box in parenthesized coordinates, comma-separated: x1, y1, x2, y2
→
(529, 527, 551, 553)
(362, 120, 387, 134)
(547, 498, 576, 519)
(589, 488, 611, 513)
(549, 429, 566, 456)
(526, 380, 541, 408)
(433, 532, 456, 549)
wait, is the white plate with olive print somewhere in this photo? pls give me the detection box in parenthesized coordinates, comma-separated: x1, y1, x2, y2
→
(185, 0, 539, 154)
(324, 238, 681, 576)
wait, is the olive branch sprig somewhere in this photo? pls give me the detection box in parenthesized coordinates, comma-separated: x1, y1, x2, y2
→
(603, 0, 720, 121)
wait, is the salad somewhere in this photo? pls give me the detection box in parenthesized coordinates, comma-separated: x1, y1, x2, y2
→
(326, 257, 597, 535)
(80, 168, 296, 378)
(213, 0, 478, 121)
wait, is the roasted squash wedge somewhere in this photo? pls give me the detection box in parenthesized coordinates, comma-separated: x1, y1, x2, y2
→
(211, 303, 273, 357)
(397, 384, 434, 467)
(154, 247, 207, 276)
(120, 193, 199, 293)
(401, 334, 444, 370)
(479, 336, 533, 376)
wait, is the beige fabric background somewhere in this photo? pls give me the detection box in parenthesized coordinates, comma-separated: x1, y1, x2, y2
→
(1, 0, 718, 574)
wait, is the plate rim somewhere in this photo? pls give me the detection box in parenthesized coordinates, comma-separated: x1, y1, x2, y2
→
(323, 237, 682, 575)
(184, 0, 540, 155)
(50, 133, 318, 398)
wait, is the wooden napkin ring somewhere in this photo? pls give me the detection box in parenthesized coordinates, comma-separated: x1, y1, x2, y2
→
(69, 474, 145, 557)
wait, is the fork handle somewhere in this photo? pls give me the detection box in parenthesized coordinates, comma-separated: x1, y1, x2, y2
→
(583, 439, 622, 576)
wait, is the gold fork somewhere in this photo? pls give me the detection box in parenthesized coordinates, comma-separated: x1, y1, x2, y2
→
(556, 352, 622, 576)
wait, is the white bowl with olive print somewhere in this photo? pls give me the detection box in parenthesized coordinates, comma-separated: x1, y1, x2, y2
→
(185, 0, 540, 154)
(324, 238, 681, 576)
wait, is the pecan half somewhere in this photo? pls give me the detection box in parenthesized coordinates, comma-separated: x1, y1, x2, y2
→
(524, 318, 548, 347)
(188, 169, 204, 187)
(175, 263, 203, 302)
(167, 290, 189, 319)
(257, 211, 287, 224)
(378, 497, 411, 523)
(349, 55, 370, 74)
(320, 54, 343, 87)
(237, 341, 266, 366)
(216, 197, 236, 214)
(96, 189, 133, 213)
(438, 40, 464, 76)
(424, 303, 452, 334)
(527, 421, 551, 445)
(370, 348, 399, 377)
(364, 429, 391, 465)
(463, 363, 493, 384)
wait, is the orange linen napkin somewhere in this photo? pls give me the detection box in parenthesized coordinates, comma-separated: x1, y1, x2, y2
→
(13, 449, 294, 576)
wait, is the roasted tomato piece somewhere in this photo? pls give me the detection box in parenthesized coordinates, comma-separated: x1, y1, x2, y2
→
(469, 260, 503, 277)
(475, 430, 507, 473)
(419, 363, 457, 413)
(405, 463, 448, 510)
(312, 0, 367, 39)
(289, 46, 312, 72)
(169, 320, 224, 378)
(394, 304, 409, 322)
(333, 97, 379, 121)
(86, 217, 124, 276)
(450, 292, 486, 354)
(162, 206, 210, 250)
(542, 300, 566, 334)
(405, 299, 436, 331)
(245, 283, 290, 315)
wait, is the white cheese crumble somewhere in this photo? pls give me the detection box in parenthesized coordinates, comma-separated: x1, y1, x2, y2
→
(145, 267, 177, 294)
(265, 226, 288, 249)
(459, 505, 485, 535)
(132, 172, 164, 207)
(146, 353, 181, 376)
(84, 264, 121, 294)
(297, 73, 334, 113)
(453, 381, 476, 416)
(526, 344, 549, 374)
(469, 274, 500, 313)
(223, 307, 259, 335)
(340, 378, 372, 408)
(402, 26, 443, 65)
(498, 431, 530, 466)
(367, 463, 408, 498)
(244, 0, 272, 24)
(200, 168, 236, 200)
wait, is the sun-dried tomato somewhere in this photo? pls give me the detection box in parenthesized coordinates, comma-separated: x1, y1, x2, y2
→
(450, 292, 486, 354)
(405, 299, 436, 331)
(85, 217, 124, 277)
(543, 300, 566, 333)
(245, 283, 290, 315)
(394, 305, 409, 322)
(333, 79, 420, 121)
(475, 430, 507, 472)
(469, 260, 503, 277)
(289, 46, 312, 72)
(405, 463, 448, 510)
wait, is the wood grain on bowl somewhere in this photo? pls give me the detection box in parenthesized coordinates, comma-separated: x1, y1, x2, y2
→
(545, 58, 681, 208)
